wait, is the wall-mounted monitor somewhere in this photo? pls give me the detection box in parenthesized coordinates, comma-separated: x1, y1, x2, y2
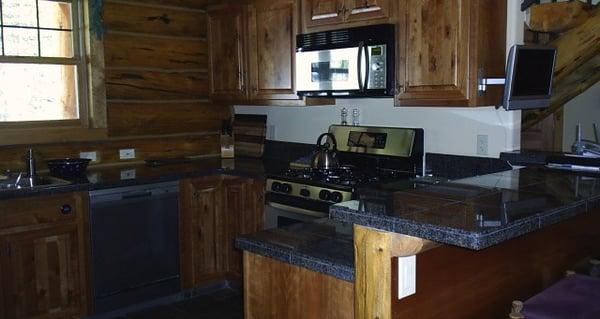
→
(502, 45, 557, 111)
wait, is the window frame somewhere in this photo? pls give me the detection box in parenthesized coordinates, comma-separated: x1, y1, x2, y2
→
(0, 0, 91, 130)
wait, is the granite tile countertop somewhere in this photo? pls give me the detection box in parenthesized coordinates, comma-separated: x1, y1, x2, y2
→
(0, 157, 284, 200)
(330, 166, 600, 250)
(235, 218, 355, 282)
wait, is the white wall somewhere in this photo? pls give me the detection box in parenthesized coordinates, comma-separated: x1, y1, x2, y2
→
(235, 2, 526, 158)
(562, 82, 600, 151)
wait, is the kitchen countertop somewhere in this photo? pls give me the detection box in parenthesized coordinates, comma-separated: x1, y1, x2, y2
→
(0, 157, 285, 200)
(237, 166, 600, 281)
(330, 166, 600, 250)
(235, 218, 355, 282)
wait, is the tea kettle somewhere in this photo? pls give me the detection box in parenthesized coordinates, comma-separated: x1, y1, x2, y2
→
(311, 133, 340, 169)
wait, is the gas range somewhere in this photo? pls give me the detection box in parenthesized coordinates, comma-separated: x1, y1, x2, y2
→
(264, 125, 425, 229)
(267, 166, 417, 204)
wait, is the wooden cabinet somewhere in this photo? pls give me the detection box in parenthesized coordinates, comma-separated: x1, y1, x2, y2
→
(0, 192, 89, 319)
(180, 175, 264, 289)
(395, 0, 506, 106)
(207, 5, 248, 100)
(302, 0, 393, 32)
(208, 1, 301, 103)
(247, 0, 299, 100)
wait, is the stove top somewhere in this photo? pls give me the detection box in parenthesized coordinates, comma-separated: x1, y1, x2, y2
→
(267, 166, 417, 204)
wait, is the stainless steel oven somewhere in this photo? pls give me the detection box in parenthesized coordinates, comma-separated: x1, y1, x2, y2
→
(264, 202, 327, 229)
(296, 24, 395, 97)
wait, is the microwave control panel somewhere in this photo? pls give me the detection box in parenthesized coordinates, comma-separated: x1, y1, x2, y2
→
(368, 45, 387, 90)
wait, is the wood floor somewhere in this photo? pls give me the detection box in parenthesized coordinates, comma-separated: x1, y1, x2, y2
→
(108, 287, 243, 319)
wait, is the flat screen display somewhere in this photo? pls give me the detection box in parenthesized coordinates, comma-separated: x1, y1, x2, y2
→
(512, 49, 555, 97)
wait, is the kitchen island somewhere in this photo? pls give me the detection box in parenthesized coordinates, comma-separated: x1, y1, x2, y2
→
(237, 166, 600, 319)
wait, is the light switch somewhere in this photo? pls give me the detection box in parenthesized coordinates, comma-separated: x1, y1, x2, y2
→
(398, 255, 416, 299)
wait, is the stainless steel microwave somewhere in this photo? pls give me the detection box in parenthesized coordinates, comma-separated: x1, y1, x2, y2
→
(295, 24, 395, 98)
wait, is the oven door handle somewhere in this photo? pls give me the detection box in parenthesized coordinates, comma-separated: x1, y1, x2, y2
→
(267, 202, 327, 218)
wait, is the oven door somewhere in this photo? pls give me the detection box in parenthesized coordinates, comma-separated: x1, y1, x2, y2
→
(264, 202, 328, 229)
(296, 47, 362, 96)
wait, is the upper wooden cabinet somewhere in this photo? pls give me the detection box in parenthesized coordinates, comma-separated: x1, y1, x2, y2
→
(395, 0, 506, 106)
(0, 192, 89, 319)
(302, 0, 393, 32)
(247, 0, 299, 100)
(207, 5, 248, 101)
(208, 1, 328, 104)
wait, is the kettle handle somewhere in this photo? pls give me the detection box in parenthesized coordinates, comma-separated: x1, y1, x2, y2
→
(316, 133, 338, 151)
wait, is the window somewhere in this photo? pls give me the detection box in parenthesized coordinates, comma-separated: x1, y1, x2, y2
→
(0, 0, 86, 125)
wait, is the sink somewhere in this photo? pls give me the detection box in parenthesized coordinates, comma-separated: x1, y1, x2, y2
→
(0, 175, 71, 191)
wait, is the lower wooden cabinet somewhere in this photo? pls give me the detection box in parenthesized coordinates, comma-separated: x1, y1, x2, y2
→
(180, 175, 265, 289)
(0, 192, 89, 319)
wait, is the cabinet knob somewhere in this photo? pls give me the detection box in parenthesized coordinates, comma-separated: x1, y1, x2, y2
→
(60, 204, 73, 215)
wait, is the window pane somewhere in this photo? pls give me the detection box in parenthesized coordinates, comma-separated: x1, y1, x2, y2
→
(0, 64, 79, 122)
(3, 27, 39, 56)
(2, 0, 38, 27)
(38, 1, 73, 30)
(40, 30, 73, 57)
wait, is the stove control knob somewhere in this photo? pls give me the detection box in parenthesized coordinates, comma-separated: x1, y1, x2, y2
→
(300, 189, 310, 197)
(271, 182, 282, 192)
(319, 190, 331, 201)
(331, 192, 343, 203)
(281, 183, 292, 194)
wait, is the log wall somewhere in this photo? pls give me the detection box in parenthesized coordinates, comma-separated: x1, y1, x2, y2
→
(0, 0, 229, 170)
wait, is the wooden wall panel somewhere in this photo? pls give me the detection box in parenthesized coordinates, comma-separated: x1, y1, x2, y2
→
(103, 34, 208, 70)
(108, 102, 228, 136)
(103, 0, 229, 139)
(106, 70, 209, 100)
(0, 135, 220, 171)
(0, 0, 227, 167)
(104, 2, 207, 38)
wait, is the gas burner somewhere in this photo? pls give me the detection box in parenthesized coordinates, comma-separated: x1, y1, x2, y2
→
(281, 166, 371, 187)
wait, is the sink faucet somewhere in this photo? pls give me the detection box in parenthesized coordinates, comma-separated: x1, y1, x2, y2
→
(25, 148, 36, 187)
(572, 123, 600, 157)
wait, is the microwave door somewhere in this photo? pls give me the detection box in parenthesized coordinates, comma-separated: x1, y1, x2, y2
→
(296, 47, 361, 94)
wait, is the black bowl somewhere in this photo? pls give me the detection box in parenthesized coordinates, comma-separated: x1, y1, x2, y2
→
(46, 158, 92, 178)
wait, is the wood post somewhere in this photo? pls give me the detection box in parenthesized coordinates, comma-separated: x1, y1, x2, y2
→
(353, 225, 436, 319)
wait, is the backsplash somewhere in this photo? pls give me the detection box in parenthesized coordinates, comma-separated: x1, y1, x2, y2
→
(0, 134, 220, 172)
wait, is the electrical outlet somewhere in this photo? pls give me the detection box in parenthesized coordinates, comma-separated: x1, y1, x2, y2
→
(477, 135, 489, 156)
(79, 151, 98, 162)
(119, 148, 136, 160)
(120, 169, 136, 180)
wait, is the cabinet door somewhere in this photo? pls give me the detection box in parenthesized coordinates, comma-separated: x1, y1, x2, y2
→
(0, 224, 85, 319)
(396, 0, 470, 106)
(179, 177, 226, 289)
(222, 178, 265, 278)
(345, 0, 391, 23)
(207, 5, 248, 100)
(302, 0, 346, 30)
(248, 0, 299, 100)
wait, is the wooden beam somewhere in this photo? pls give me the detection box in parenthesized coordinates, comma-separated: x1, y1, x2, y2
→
(523, 6, 600, 130)
(523, 53, 600, 130)
(353, 225, 436, 319)
(526, 2, 591, 33)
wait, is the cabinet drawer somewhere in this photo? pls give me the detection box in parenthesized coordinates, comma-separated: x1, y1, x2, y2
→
(0, 193, 82, 230)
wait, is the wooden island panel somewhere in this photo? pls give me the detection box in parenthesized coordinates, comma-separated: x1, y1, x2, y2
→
(243, 252, 354, 319)
(391, 209, 600, 319)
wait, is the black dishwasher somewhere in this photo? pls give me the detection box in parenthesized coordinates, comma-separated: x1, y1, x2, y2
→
(89, 181, 180, 314)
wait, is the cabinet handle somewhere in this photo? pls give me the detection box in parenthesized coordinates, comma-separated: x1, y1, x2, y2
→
(60, 204, 73, 215)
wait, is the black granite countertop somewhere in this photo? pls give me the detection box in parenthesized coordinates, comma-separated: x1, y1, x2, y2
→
(330, 166, 600, 250)
(0, 157, 286, 200)
(235, 218, 355, 282)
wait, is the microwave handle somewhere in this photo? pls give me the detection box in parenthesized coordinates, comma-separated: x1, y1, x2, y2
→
(363, 45, 370, 91)
(357, 41, 364, 91)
